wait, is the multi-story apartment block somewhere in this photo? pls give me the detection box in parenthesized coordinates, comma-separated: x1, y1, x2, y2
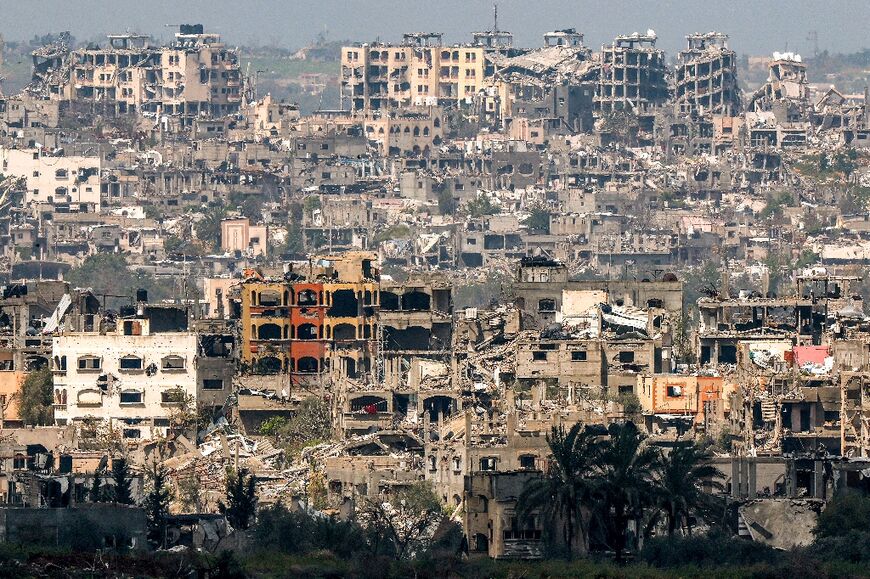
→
(0, 147, 101, 213)
(31, 24, 241, 121)
(341, 33, 488, 111)
(52, 299, 233, 441)
(236, 252, 380, 389)
(675, 32, 741, 116)
(595, 32, 669, 115)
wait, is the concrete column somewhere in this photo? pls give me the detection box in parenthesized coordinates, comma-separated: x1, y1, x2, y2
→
(748, 459, 757, 499)
(731, 457, 741, 498)
(814, 460, 825, 499)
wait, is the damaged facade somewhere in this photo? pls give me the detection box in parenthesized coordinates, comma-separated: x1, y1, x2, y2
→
(0, 16, 869, 560)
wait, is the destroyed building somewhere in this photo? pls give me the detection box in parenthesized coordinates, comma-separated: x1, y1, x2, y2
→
(53, 293, 234, 441)
(30, 25, 241, 122)
(595, 31, 668, 116)
(675, 32, 741, 116)
(340, 34, 488, 111)
(1, 14, 870, 565)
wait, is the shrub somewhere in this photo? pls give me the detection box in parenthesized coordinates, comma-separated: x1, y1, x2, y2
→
(640, 533, 782, 568)
(814, 490, 870, 538)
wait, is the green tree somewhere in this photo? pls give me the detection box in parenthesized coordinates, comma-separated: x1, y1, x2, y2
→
(284, 218, 305, 254)
(435, 185, 456, 215)
(760, 191, 793, 220)
(303, 195, 321, 216)
(195, 205, 227, 252)
(89, 472, 104, 503)
(596, 422, 661, 562)
(220, 468, 257, 530)
(796, 249, 820, 269)
(465, 194, 500, 217)
(525, 207, 551, 234)
(517, 423, 601, 557)
(258, 416, 288, 438)
(359, 481, 443, 560)
(65, 254, 174, 305)
(276, 398, 333, 455)
(618, 393, 643, 422)
(372, 223, 411, 244)
(233, 193, 264, 223)
(814, 490, 870, 538)
(650, 443, 724, 536)
(177, 473, 202, 513)
(19, 368, 53, 425)
(819, 152, 830, 172)
(672, 311, 697, 364)
(682, 260, 721, 317)
(143, 461, 172, 548)
(111, 457, 134, 505)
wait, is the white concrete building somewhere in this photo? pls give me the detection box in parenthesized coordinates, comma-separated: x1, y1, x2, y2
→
(52, 309, 200, 440)
(0, 147, 101, 212)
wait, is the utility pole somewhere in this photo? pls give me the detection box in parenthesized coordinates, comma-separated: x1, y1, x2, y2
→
(806, 31, 819, 58)
(0, 34, 5, 96)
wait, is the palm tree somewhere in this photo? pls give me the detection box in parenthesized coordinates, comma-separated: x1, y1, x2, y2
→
(595, 422, 660, 563)
(517, 423, 601, 557)
(651, 443, 725, 537)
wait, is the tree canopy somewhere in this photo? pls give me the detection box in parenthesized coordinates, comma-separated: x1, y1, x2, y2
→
(65, 254, 174, 304)
(19, 368, 53, 426)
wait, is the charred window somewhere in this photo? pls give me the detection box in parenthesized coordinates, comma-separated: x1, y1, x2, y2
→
(161, 389, 185, 404)
(333, 323, 356, 341)
(78, 356, 101, 370)
(380, 291, 400, 311)
(403, 291, 431, 311)
(297, 323, 319, 340)
(254, 356, 282, 374)
(329, 289, 359, 317)
(297, 356, 319, 373)
(719, 345, 737, 364)
(297, 289, 318, 306)
(257, 323, 282, 340)
(161, 355, 186, 370)
(119, 391, 143, 404)
(259, 291, 281, 306)
(203, 379, 224, 390)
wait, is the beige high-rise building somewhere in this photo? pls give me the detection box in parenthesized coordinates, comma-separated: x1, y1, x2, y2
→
(341, 33, 488, 111)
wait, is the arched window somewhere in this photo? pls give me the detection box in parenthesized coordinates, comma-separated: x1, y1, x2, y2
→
(297, 356, 319, 373)
(257, 323, 281, 340)
(297, 289, 317, 306)
(297, 323, 318, 340)
(161, 355, 186, 370)
(333, 323, 356, 341)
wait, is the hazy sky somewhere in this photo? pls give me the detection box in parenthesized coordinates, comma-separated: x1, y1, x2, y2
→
(2, 0, 869, 57)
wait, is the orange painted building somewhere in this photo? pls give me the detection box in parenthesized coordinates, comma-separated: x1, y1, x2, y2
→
(638, 374, 725, 424)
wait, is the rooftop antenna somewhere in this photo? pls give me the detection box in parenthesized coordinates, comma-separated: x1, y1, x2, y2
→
(493, 2, 499, 32)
